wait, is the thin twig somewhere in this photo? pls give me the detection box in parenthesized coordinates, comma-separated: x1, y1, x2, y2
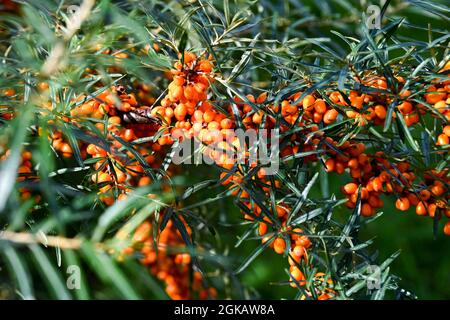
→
(0, 230, 83, 249)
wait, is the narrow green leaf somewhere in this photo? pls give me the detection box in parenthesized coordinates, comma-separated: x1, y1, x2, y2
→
(3, 245, 35, 300)
(29, 244, 71, 300)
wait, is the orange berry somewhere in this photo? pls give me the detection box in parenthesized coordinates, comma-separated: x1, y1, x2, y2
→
(407, 193, 420, 206)
(325, 158, 335, 172)
(252, 110, 264, 124)
(101, 196, 114, 206)
(297, 235, 311, 248)
(138, 176, 152, 186)
(290, 266, 305, 284)
(203, 110, 215, 123)
(335, 162, 345, 174)
(170, 85, 183, 101)
(309, 112, 320, 123)
(80, 101, 96, 115)
(256, 92, 268, 103)
(184, 85, 198, 101)
(361, 203, 374, 217)
(259, 222, 268, 236)
(404, 112, 419, 126)
(425, 86, 446, 104)
(290, 228, 303, 241)
(398, 102, 412, 114)
(97, 172, 112, 184)
(303, 95, 315, 110)
(276, 205, 288, 217)
(174, 104, 187, 121)
(343, 183, 358, 194)
(419, 189, 431, 201)
(431, 182, 445, 196)
(86, 144, 97, 155)
(372, 177, 383, 191)
(117, 193, 127, 201)
(293, 245, 306, 259)
(427, 203, 437, 218)
(273, 237, 286, 254)
(318, 293, 332, 300)
(445, 208, 450, 218)
(18, 166, 31, 174)
(395, 197, 410, 211)
(220, 118, 233, 129)
(164, 107, 174, 118)
(123, 129, 135, 142)
(444, 222, 450, 236)
(133, 221, 151, 242)
(22, 151, 32, 161)
(108, 116, 121, 125)
(313, 99, 327, 114)
(443, 125, 450, 137)
(437, 134, 449, 146)
(2, 88, 15, 96)
(60, 143, 73, 154)
(198, 60, 212, 73)
(374, 105, 387, 119)
(182, 51, 197, 64)
(257, 168, 267, 179)
(416, 202, 427, 216)
(434, 100, 447, 113)
(323, 109, 338, 124)
(347, 158, 359, 169)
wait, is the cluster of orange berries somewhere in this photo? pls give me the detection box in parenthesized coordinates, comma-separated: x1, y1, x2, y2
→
(50, 131, 76, 158)
(437, 125, 450, 146)
(333, 149, 449, 235)
(123, 219, 216, 300)
(322, 69, 449, 234)
(149, 51, 214, 145)
(300, 94, 339, 125)
(395, 169, 449, 218)
(68, 87, 167, 204)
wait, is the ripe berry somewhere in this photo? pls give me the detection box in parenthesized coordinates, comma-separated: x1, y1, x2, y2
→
(444, 222, 450, 236)
(273, 237, 286, 254)
(415, 202, 428, 216)
(343, 183, 358, 194)
(361, 203, 374, 217)
(395, 197, 410, 211)
(437, 134, 449, 146)
(323, 109, 338, 124)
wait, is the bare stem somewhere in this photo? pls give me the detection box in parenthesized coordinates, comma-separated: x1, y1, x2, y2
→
(0, 230, 83, 249)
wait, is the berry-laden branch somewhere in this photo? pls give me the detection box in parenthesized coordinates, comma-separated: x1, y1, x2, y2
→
(3, 45, 448, 299)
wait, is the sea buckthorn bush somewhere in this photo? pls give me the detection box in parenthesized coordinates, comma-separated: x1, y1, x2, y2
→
(0, 0, 449, 300)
